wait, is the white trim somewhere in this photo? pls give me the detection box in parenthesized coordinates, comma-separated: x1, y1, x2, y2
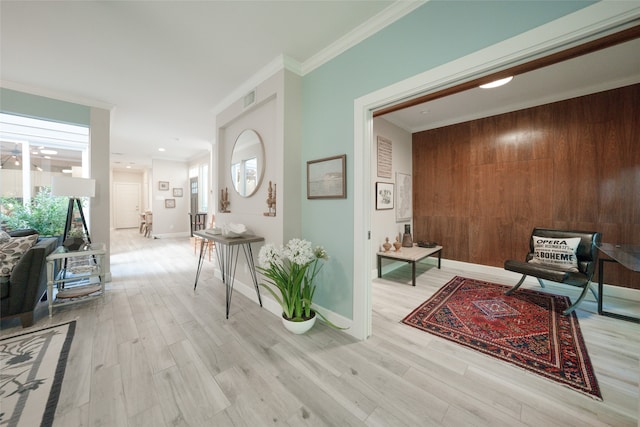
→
(301, 1, 427, 75)
(210, 1, 425, 119)
(0, 80, 114, 111)
(353, 1, 640, 340)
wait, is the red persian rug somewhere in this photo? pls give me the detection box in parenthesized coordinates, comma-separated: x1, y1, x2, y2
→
(402, 276, 601, 400)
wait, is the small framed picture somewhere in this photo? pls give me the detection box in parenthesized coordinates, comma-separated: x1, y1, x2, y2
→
(165, 199, 176, 208)
(173, 188, 183, 197)
(307, 154, 346, 199)
(158, 181, 170, 191)
(376, 182, 394, 210)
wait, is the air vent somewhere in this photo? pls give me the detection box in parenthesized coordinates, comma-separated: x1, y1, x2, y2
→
(243, 90, 256, 109)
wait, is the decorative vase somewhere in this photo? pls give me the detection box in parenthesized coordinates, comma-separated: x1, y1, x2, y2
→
(282, 311, 316, 334)
(382, 237, 392, 252)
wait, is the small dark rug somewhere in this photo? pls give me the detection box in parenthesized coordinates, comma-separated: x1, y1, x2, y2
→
(0, 321, 76, 426)
(402, 276, 601, 400)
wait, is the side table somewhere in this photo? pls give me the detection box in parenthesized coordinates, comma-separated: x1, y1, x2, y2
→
(596, 242, 640, 323)
(46, 243, 107, 317)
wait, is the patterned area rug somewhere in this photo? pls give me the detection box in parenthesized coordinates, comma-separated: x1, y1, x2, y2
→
(0, 321, 76, 426)
(402, 276, 601, 400)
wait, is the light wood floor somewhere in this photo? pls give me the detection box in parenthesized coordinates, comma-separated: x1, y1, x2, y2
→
(1, 229, 638, 426)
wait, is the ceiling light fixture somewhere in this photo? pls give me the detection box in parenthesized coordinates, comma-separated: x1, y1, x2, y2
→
(158, 147, 166, 152)
(40, 149, 58, 155)
(479, 76, 513, 89)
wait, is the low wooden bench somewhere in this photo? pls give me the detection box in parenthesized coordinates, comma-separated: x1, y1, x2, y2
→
(377, 244, 443, 286)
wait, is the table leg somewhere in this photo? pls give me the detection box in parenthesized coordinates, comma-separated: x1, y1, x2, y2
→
(377, 255, 382, 278)
(412, 261, 416, 286)
(242, 243, 262, 307)
(47, 259, 54, 317)
(437, 250, 441, 269)
(597, 258, 640, 323)
(193, 238, 207, 290)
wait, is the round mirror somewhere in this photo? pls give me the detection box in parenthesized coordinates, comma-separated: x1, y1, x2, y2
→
(230, 129, 264, 197)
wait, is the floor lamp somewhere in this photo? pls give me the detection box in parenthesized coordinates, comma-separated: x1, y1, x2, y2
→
(51, 176, 96, 244)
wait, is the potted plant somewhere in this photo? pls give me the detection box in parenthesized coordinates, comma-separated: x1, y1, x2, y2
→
(257, 238, 344, 334)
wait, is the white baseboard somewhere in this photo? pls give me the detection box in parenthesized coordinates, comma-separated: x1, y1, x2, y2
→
(374, 257, 640, 303)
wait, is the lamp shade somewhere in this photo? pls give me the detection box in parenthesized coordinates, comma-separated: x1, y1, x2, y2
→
(51, 176, 96, 198)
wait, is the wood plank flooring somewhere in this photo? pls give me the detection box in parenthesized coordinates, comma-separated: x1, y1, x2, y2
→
(1, 229, 638, 426)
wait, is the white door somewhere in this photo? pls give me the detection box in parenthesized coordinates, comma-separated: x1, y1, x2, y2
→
(114, 182, 141, 229)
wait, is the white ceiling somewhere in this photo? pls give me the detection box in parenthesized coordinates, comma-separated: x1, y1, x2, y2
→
(0, 0, 399, 170)
(2, 1, 639, 172)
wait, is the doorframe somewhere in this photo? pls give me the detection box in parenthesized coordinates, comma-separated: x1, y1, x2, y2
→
(351, 2, 640, 340)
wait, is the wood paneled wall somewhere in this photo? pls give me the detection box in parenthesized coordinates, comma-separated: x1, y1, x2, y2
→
(412, 83, 640, 289)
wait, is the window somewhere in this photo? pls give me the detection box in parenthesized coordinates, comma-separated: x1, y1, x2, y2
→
(0, 113, 89, 203)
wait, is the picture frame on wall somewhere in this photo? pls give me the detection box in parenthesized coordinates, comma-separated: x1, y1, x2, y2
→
(396, 172, 412, 222)
(307, 154, 346, 199)
(158, 181, 169, 191)
(165, 198, 176, 208)
(173, 188, 183, 197)
(376, 182, 394, 210)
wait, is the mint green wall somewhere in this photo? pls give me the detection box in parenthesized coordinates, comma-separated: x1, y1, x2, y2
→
(0, 88, 90, 125)
(301, 1, 595, 319)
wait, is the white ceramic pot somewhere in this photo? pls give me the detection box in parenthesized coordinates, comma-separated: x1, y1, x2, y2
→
(282, 312, 316, 334)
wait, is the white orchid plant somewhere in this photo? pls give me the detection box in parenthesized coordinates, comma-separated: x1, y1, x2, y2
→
(258, 238, 342, 328)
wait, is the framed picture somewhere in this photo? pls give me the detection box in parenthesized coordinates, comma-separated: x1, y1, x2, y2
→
(307, 154, 346, 199)
(158, 181, 169, 191)
(165, 198, 176, 208)
(396, 172, 412, 222)
(173, 188, 183, 197)
(376, 182, 394, 210)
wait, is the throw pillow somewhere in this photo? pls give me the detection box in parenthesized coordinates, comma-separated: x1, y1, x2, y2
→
(0, 230, 10, 244)
(528, 235, 581, 272)
(0, 234, 39, 277)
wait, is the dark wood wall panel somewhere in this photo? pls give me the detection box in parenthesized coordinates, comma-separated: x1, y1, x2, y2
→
(412, 83, 640, 289)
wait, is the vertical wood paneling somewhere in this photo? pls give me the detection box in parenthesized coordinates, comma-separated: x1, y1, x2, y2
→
(412, 83, 640, 289)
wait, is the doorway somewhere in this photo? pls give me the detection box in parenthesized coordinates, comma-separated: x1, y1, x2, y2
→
(351, 13, 640, 340)
(113, 182, 141, 229)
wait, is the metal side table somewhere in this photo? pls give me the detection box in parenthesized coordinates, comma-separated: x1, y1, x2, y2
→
(596, 243, 640, 323)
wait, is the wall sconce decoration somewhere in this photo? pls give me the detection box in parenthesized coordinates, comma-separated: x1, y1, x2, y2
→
(263, 181, 276, 217)
(220, 187, 230, 213)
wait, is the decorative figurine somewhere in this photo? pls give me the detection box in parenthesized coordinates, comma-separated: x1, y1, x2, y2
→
(220, 187, 230, 213)
(393, 235, 402, 252)
(263, 181, 276, 217)
(382, 237, 392, 252)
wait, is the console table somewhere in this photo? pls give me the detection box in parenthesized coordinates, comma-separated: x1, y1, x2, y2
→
(377, 244, 443, 286)
(596, 243, 640, 323)
(193, 231, 263, 318)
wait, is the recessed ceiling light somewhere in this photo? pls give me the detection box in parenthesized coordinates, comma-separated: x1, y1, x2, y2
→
(158, 147, 166, 152)
(126, 165, 131, 169)
(479, 76, 513, 89)
(62, 169, 72, 173)
(40, 149, 58, 155)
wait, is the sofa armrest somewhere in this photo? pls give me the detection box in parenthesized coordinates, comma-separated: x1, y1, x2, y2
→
(7, 237, 59, 313)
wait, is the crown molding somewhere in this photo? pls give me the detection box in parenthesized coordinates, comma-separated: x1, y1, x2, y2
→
(0, 80, 114, 111)
(301, 1, 426, 75)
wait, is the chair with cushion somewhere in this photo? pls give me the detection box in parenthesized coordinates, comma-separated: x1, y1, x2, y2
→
(504, 227, 601, 315)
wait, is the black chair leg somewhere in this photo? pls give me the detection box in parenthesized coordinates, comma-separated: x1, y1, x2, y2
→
(564, 283, 594, 315)
(505, 274, 527, 296)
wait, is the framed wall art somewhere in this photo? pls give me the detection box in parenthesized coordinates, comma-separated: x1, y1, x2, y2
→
(307, 154, 346, 199)
(158, 181, 169, 191)
(396, 172, 412, 222)
(173, 188, 183, 197)
(376, 182, 394, 210)
(165, 198, 176, 208)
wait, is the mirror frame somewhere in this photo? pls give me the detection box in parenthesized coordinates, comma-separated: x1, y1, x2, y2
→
(230, 129, 265, 197)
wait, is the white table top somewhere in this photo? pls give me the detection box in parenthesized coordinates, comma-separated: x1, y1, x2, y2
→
(377, 244, 442, 262)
